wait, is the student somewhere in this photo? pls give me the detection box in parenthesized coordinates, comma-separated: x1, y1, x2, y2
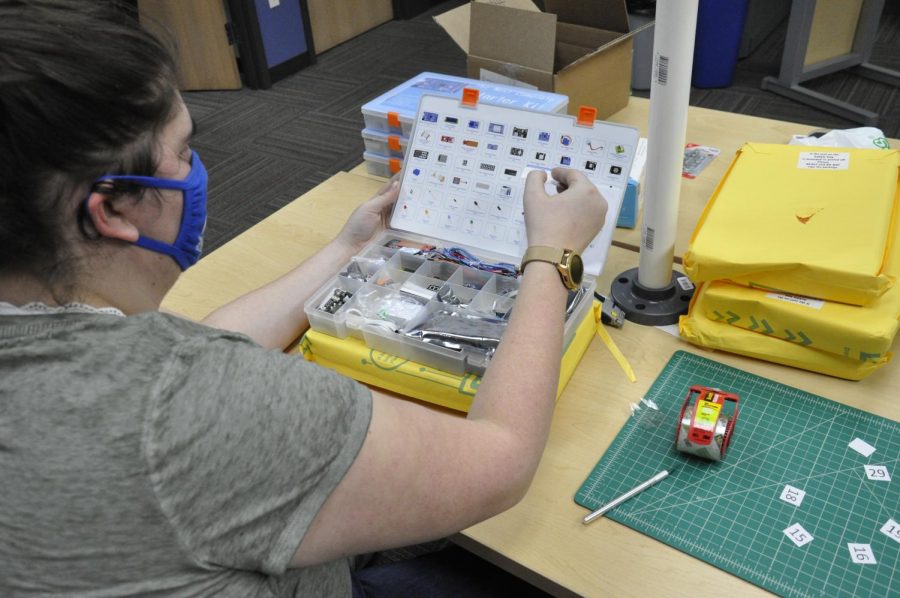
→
(0, 1, 607, 595)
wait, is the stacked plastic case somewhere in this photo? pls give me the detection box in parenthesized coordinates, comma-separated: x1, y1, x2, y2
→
(360, 72, 569, 178)
(305, 230, 595, 376)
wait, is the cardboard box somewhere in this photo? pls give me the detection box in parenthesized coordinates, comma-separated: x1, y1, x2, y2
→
(434, 0, 649, 119)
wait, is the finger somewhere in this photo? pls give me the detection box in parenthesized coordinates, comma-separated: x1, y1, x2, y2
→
(524, 169, 548, 194)
(377, 173, 401, 195)
(373, 179, 400, 205)
(549, 167, 586, 188)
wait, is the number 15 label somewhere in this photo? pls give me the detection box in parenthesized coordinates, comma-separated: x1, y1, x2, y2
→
(784, 523, 813, 547)
(880, 519, 900, 544)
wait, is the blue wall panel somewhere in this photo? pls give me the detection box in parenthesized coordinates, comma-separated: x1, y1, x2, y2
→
(253, 0, 308, 68)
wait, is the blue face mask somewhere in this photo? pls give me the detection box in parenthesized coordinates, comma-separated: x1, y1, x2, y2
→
(91, 151, 208, 270)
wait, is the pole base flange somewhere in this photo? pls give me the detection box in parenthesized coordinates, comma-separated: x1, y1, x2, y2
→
(610, 267, 694, 326)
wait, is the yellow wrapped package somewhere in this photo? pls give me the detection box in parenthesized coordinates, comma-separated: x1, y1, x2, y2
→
(697, 280, 900, 363)
(683, 143, 900, 306)
(679, 286, 892, 381)
(299, 301, 600, 413)
(697, 186, 900, 362)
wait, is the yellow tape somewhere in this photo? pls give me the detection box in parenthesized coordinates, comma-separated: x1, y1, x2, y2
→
(594, 308, 636, 383)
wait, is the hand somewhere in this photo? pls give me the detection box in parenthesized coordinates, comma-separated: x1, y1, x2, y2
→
(523, 168, 607, 254)
(334, 175, 400, 252)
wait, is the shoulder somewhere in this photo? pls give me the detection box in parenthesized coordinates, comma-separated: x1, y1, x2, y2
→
(133, 311, 259, 347)
(142, 310, 372, 427)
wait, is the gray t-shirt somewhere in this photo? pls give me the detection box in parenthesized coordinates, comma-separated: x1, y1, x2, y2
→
(0, 310, 372, 596)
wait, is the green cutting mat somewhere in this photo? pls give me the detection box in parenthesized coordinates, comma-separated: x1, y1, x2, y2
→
(576, 351, 899, 598)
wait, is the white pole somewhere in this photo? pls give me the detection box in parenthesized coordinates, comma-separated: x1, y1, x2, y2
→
(638, 0, 699, 289)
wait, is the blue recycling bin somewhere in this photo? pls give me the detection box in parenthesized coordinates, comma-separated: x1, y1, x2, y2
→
(692, 0, 749, 88)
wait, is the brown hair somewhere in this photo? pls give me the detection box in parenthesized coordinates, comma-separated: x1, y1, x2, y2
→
(0, 0, 179, 296)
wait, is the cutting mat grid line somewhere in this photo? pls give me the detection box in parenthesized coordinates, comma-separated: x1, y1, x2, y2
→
(575, 351, 898, 598)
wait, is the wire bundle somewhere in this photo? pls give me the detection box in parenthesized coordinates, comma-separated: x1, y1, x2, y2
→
(426, 246, 519, 277)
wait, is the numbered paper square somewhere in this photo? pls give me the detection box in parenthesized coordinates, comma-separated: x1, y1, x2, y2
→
(864, 465, 891, 481)
(784, 523, 813, 547)
(779, 485, 806, 507)
(848, 543, 877, 565)
(848, 437, 876, 457)
(880, 519, 900, 544)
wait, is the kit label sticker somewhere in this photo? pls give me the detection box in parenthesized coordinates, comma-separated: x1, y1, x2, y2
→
(847, 543, 876, 564)
(784, 523, 813, 547)
(849, 438, 876, 457)
(779, 485, 806, 507)
(798, 151, 849, 170)
(766, 293, 825, 310)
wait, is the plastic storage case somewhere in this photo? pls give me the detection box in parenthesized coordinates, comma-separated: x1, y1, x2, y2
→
(312, 87, 637, 406)
(305, 230, 596, 376)
(363, 151, 401, 178)
(361, 72, 569, 137)
(362, 127, 409, 158)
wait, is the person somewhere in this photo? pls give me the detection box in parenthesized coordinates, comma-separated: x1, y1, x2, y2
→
(0, 1, 608, 595)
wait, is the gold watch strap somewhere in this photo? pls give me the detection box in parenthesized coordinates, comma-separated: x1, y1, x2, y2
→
(520, 246, 565, 272)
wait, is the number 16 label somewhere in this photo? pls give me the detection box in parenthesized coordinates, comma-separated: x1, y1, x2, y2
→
(865, 465, 891, 481)
(848, 543, 877, 565)
(784, 523, 813, 547)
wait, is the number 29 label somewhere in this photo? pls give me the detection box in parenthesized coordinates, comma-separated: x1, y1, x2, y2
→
(864, 465, 891, 481)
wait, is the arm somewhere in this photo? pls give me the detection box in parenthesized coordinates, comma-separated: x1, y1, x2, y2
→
(200, 178, 399, 350)
(292, 168, 608, 566)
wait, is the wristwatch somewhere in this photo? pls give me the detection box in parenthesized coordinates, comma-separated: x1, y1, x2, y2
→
(520, 245, 584, 290)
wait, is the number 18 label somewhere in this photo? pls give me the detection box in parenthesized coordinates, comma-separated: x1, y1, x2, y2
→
(784, 523, 813, 547)
(779, 485, 806, 506)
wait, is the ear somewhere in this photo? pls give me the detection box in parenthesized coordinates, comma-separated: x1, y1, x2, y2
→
(84, 190, 140, 243)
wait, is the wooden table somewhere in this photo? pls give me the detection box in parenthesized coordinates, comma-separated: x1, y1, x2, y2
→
(162, 99, 900, 597)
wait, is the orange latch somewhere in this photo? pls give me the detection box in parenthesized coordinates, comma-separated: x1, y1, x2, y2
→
(576, 106, 598, 127)
(461, 88, 480, 107)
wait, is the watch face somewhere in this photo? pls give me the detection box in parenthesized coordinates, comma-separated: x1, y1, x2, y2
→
(569, 253, 584, 286)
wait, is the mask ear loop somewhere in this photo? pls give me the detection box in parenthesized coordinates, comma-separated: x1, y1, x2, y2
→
(78, 180, 130, 240)
(79, 176, 153, 233)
